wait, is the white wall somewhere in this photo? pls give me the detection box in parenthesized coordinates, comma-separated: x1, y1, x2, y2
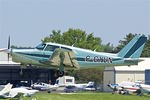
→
(115, 71, 145, 84)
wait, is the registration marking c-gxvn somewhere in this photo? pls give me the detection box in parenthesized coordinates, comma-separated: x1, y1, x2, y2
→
(85, 56, 112, 63)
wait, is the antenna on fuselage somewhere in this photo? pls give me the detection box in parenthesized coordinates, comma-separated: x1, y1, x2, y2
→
(72, 43, 75, 47)
(94, 47, 98, 52)
(71, 37, 78, 47)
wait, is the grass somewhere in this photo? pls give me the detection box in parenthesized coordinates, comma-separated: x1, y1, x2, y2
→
(0, 92, 150, 100)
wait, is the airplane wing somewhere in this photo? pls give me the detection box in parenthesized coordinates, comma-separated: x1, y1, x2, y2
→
(0, 48, 7, 52)
(138, 84, 150, 95)
(6, 87, 39, 98)
(0, 83, 13, 97)
(43, 48, 80, 69)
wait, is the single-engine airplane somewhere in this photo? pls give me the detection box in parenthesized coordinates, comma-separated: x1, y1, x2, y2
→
(0, 34, 147, 77)
(107, 81, 140, 94)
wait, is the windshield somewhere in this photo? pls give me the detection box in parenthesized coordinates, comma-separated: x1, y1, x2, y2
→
(36, 43, 46, 50)
(44, 45, 59, 51)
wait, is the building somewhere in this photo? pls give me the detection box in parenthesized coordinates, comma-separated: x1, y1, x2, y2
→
(145, 69, 150, 85)
(103, 58, 150, 92)
(0, 52, 56, 86)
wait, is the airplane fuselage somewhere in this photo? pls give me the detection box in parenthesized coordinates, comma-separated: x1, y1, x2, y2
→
(11, 42, 138, 69)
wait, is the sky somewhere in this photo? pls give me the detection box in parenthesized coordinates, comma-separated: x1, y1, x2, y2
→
(0, 0, 150, 48)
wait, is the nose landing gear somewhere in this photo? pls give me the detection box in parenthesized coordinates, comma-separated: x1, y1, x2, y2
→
(19, 68, 23, 75)
(57, 70, 64, 77)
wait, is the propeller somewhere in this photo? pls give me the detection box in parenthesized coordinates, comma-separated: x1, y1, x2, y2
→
(8, 36, 10, 61)
(0, 36, 11, 61)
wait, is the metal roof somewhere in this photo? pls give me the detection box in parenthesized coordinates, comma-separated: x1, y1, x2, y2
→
(0, 52, 20, 65)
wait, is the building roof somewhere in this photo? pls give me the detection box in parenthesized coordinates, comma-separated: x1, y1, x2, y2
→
(0, 52, 20, 65)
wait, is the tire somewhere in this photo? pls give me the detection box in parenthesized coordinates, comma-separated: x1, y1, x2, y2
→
(57, 70, 64, 77)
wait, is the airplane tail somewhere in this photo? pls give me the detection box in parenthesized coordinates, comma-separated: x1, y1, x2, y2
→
(117, 34, 147, 58)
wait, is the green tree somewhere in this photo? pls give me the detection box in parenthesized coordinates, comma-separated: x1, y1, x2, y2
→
(62, 28, 87, 48)
(141, 35, 150, 57)
(42, 28, 103, 52)
(66, 69, 103, 84)
(102, 43, 114, 53)
(42, 30, 62, 43)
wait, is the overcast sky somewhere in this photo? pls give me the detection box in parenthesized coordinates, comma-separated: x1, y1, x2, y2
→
(0, 0, 150, 48)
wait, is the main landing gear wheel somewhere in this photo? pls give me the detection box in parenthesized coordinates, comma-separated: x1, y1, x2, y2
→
(57, 70, 64, 77)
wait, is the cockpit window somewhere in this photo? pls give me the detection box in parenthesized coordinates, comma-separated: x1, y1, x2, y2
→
(36, 43, 46, 50)
(44, 45, 59, 51)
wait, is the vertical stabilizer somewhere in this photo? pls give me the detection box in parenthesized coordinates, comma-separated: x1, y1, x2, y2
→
(118, 35, 147, 58)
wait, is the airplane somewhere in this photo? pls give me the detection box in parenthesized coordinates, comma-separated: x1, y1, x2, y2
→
(83, 82, 96, 91)
(64, 82, 96, 92)
(0, 34, 147, 77)
(138, 84, 150, 96)
(8, 87, 39, 99)
(0, 83, 13, 97)
(107, 81, 140, 94)
(73, 81, 95, 89)
(31, 82, 58, 91)
(0, 83, 38, 100)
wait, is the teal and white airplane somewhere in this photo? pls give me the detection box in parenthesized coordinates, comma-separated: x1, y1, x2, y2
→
(0, 35, 147, 77)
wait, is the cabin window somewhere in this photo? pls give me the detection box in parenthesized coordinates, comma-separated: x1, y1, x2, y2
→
(36, 43, 46, 50)
(44, 45, 59, 51)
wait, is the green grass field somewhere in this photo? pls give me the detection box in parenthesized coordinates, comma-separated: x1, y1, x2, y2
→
(0, 92, 150, 100)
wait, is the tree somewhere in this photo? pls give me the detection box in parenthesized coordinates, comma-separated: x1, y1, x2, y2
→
(42, 30, 62, 43)
(42, 28, 103, 52)
(102, 43, 114, 53)
(62, 28, 87, 48)
(141, 35, 150, 57)
(66, 69, 103, 84)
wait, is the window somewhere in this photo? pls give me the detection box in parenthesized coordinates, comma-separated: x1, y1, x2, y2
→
(44, 45, 59, 51)
(66, 79, 72, 82)
(36, 43, 46, 50)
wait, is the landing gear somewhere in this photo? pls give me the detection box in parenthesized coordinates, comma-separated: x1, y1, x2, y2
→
(20, 64, 27, 76)
(56, 65, 65, 77)
(19, 68, 23, 75)
(57, 70, 64, 77)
